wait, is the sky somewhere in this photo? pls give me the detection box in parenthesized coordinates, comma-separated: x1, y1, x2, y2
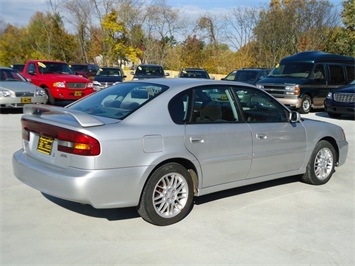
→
(0, 0, 344, 29)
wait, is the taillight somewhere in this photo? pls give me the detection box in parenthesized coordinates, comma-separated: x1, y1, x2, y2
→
(57, 129, 100, 155)
(22, 119, 100, 156)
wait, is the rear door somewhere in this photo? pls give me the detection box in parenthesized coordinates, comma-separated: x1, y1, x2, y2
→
(183, 86, 253, 188)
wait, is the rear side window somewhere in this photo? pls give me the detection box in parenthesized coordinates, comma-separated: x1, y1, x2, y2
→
(329, 65, 346, 85)
(69, 82, 168, 120)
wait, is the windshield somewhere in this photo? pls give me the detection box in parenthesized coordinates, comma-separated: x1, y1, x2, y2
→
(70, 65, 87, 72)
(0, 69, 27, 82)
(235, 71, 258, 82)
(269, 62, 313, 78)
(38, 62, 73, 74)
(68, 82, 168, 120)
(135, 65, 164, 76)
(97, 68, 122, 77)
(180, 70, 209, 78)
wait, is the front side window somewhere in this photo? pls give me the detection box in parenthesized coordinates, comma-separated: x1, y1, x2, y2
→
(311, 64, 326, 80)
(223, 71, 237, 81)
(69, 82, 168, 120)
(27, 63, 36, 74)
(39, 62, 73, 74)
(234, 87, 289, 123)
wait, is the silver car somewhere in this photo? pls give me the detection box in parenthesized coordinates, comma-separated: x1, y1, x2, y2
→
(0, 67, 47, 108)
(12, 79, 348, 226)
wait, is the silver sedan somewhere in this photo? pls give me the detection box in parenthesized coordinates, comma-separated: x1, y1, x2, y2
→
(0, 67, 47, 108)
(12, 78, 348, 225)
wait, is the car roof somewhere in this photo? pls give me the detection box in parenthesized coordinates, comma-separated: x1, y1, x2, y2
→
(182, 68, 207, 71)
(137, 64, 163, 67)
(239, 68, 270, 71)
(0, 66, 15, 70)
(126, 77, 255, 91)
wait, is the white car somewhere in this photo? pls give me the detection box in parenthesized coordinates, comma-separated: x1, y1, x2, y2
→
(12, 78, 348, 226)
(0, 67, 47, 108)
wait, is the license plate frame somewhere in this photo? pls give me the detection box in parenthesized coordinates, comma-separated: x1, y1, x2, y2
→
(74, 91, 82, 96)
(21, 97, 31, 103)
(37, 136, 54, 155)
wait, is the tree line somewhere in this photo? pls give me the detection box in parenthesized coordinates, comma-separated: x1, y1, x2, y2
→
(0, 0, 353, 75)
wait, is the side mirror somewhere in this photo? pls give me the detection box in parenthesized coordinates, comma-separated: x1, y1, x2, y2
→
(289, 111, 301, 122)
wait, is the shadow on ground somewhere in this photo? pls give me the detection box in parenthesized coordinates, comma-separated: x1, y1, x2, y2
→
(43, 175, 300, 222)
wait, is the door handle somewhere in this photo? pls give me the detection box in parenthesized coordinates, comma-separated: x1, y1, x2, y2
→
(190, 137, 205, 143)
(256, 133, 267, 140)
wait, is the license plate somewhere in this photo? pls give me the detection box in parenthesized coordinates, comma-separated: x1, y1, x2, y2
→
(74, 91, 82, 96)
(37, 136, 54, 155)
(21, 97, 31, 103)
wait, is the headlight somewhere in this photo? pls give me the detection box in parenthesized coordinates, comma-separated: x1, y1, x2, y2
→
(87, 82, 94, 88)
(113, 81, 122, 85)
(256, 84, 264, 89)
(53, 82, 65, 88)
(0, 90, 11, 97)
(285, 85, 295, 90)
(285, 85, 300, 95)
(35, 88, 47, 97)
(326, 92, 332, 99)
(93, 81, 101, 86)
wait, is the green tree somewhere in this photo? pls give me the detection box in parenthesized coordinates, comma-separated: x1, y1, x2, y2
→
(254, 0, 338, 67)
(0, 25, 28, 66)
(325, 0, 355, 56)
(101, 10, 141, 66)
(26, 12, 77, 61)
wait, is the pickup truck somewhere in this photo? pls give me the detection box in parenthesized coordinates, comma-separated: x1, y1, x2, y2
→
(21, 60, 95, 104)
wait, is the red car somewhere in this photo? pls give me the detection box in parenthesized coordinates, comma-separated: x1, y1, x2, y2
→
(22, 60, 94, 105)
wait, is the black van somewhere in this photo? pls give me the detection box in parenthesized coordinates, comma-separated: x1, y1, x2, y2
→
(256, 51, 355, 113)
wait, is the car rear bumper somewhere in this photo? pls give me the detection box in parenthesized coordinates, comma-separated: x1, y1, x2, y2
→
(12, 149, 147, 208)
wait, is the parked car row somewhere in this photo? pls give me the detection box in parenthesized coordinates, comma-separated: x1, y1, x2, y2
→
(5, 51, 354, 119)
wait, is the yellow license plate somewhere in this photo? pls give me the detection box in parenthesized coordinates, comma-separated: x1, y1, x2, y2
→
(74, 91, 82, 96)
(37, 136, 54, 155)
(21, 97, 31, 103)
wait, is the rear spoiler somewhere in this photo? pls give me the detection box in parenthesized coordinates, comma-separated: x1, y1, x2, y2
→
(23, 104, 104, 127)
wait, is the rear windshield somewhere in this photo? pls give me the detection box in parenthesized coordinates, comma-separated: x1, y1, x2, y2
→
(269, 62, 313, 78)
(68, 82, 168, 120)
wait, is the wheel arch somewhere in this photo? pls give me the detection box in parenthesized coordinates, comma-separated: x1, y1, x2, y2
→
(319, 136, 339, 165)
(140, 157, 200, 200)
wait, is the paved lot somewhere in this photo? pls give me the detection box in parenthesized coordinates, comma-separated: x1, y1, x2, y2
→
(1, 109, 354, 265)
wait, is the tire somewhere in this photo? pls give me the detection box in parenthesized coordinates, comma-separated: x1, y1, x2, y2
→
(43, 87, 55, 105)
(301, 140, 336, 185)
(299, 95, 312, 114)
(137, 163, 194, 226)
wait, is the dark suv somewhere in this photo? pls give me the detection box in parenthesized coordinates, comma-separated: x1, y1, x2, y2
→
(222, 68, 271, 85)
(70, 63, 99, 80)
(131, 64, 169, 80)
(177, 68, 214, 79)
